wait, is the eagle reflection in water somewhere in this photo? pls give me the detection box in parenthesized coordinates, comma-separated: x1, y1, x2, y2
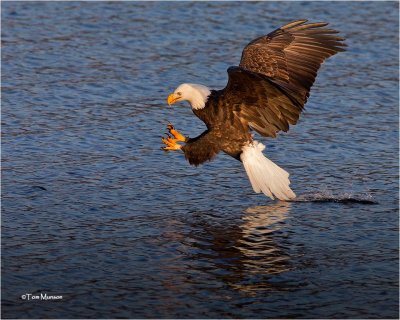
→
(188, 202, 294, 295)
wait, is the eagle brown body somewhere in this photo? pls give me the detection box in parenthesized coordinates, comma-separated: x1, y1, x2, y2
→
(184, 90, 252, 165)
(163, 20, 346, 200)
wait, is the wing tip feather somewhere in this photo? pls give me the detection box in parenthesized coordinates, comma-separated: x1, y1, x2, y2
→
(281, 19, 308, 30)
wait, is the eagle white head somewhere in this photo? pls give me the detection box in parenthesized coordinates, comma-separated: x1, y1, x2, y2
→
(167, 83, 211, 110)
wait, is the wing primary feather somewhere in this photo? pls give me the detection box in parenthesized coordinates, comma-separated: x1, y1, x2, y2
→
(280, 19, 308, 30)
(290, 22, 329, 31)
(222, 20, 345, 139)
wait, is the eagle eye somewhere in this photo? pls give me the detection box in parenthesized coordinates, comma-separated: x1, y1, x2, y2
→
(177, 92, 182, 96)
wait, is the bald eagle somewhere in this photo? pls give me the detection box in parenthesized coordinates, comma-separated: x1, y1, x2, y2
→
(162, 20, 346, 200)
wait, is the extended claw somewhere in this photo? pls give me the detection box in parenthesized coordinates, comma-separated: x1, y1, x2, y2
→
(167, 123, 188, 142)
(161, 136, 177, 146)
(161, 122, 189, 151)
(161, 135, 182, 151)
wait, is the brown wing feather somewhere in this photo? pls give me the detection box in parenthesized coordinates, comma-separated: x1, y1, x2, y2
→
(223, 67, 303, 137)
(220, 20, 346, 138)
(240, 20, 346, 102)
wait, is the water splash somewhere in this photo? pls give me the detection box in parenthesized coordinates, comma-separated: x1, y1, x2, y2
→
(289, 191, 378, 204)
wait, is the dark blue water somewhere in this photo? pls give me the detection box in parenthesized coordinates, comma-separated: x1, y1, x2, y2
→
(2, 2, 399, 319)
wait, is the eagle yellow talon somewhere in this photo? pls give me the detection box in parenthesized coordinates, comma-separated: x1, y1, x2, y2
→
(167, 123, 188, 142)
(161, 123, 188, 151)
(161, 132, 182, 151)
(161, 136, 178, 146)
(162, 145, 182, 151)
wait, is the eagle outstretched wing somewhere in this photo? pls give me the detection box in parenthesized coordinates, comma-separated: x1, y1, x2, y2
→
(222, 19, 346, 137)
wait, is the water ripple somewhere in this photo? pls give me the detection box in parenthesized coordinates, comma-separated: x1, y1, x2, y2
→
(2, 1, 398, 319)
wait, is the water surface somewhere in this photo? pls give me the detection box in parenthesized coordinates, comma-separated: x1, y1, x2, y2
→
(2, 1, 399, 319)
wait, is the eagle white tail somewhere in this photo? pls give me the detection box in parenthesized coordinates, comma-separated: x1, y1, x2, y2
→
(240, 141, 296, 200)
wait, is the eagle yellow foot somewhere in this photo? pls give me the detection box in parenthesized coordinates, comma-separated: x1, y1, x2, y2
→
(167, 123, 188, 142)
(161, 135, 182, 151)
(161, 123, 188, 151)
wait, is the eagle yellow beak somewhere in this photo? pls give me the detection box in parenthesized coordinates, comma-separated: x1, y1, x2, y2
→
(167, 93, 178, 106)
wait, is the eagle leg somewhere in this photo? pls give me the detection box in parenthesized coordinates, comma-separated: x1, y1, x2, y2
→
(167, 123, 188, 142)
